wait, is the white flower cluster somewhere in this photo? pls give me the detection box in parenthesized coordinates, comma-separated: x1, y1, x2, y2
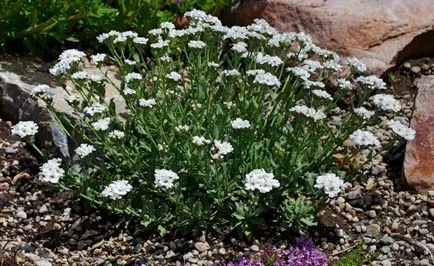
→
(138, 98, 156, 108)
(314, 173, 344, 198)
(312, 89, 333, 100)
(125, 72, 142, 83)
(11, 121, 38, 138)
(175, 124, 190, 133)
(150, 39, 169, 49)
(287, 67, 310, 80)
(50, 49, 86, 76)
(90, 53, 106, 65)
(370, 94, 401, 112)
(83, 102, 105, 116)
(192, 136, 211, 146)
(108, 130, 125, 139)
(39, 158, 64, 183)
(230, 118, 251, 130)
(337, 78, 352, 90)
(304, 80, 325, 89)
(349, 129, 380, 147)
(101, 180, 133, 200)
(232, 42, 248, 53)
(75, 143, 96, 158)
(289, 105, 326, 121)
(356, 75, 387, 90)
(31, 84, 53, 99)
(244, 169, 280, 193)
(221, 69, 241, 77)
(353, 107, 375, 119)
(188, 40, 206, 49)
(212, 140, 234, 160)
(71, 71, 88, 80)
(253, 72, 281, 87)
(256, 52, 283, 67)
(347, 57, 366, 73)
(387, 120, 416, 140)
(91, 117, 111, 131)
(154, 169, 179, 189)
(167, 71, 182, 82)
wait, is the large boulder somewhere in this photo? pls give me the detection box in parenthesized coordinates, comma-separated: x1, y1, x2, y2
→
(403, 76, 434, 193)
(228, 0, 434, 74)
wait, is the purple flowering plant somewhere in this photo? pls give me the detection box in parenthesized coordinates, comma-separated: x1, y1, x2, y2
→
(226, 238, 327, 266)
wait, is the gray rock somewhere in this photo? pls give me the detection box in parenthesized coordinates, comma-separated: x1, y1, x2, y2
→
(15, 210, 27, 219)
(367, 210, 377, 218)
(381, 259, 392, 266)
(366, 224, 381, 238)
(194, 242, 210, 252)
(411, 66, 421, 74)
(381, 246, 390, 254)
(379, 235, 394, 245)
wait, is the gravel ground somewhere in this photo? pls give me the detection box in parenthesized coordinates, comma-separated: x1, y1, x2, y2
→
(1, 58, 434, 266)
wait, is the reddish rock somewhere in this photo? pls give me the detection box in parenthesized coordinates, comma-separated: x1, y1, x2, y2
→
(228, 0, 434, 74)
(404, 76, 434, 193)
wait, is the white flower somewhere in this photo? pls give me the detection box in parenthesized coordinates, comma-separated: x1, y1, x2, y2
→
(154, 169, 179, 189)
(83, 102, 105, 116)
(39, 158, 64, 184)
(89, 75, 105, 83)
(108, 130, 125, 139)
(149, 28, 163, 36)
(160, 22, 175, 30)
(160, 55, 172, 62)
(138, 98, 156, 108)
(353, 107, 375, 119)
(388, 120, 416, 140)
(175, 124, 189, 133)
(303, 59, 323, 72)
(231, 118, 251, 129)
(289, 105, 326, 120)
(347, 57, 366, 73)
(255, 52, 283, 67)
(75, 143, 96, 158)
(166, 71, 182, 82)
(304, 80, 325, 89)
(337, 78, 352, 90)
(71, 71, 88, 80)
(150, 39, 169, 49)
(123, 87, 136, 95)
(312, 90, 333, 100)
(101, 180, 132, 200)
(11, 121, 38, 138)
(287, 67, 311, 80)
(370, 94, 401, 112)
(253, 72, 281, 87)
(90, 53, 106, 65)
(125, 72, 142, 83)
(314, 173, 344, 198)
(221, 69, 240, 77)
(212, 140, 234, 159)
(124, 59, 136, 65)
(244, 169, 280, 193)
(65, 94, 78, 104)
(91, 117, 111, 131)
(96, 31, 120, 43)
(207, 62, 219, 68)
(188, 40, 206, 49)
(133, 37, 149, 45)
(356, 75, 387, 90)
(232, 42, 248, 53)
(349, 129, 381, 146)
(49, 49, 86, 76)
(168, 29, 186, 38)
(31, 84, 53, 99)
(246, 69, 265, 76)
(192, 136, 211, 146)
(323, 59, 342, 72)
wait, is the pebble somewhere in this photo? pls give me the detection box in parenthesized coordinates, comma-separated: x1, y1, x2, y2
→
(366, 224, 381, 238)
(381, 246, 390, 254)
(420, 259, 430, 266)
(381, 260, 392, 266)
(411, 66, 421, 74)
(367, 210, 377, 218)
(194, 242, 210, 252)
(429, 208, 434, 218)
(250, 245, 260, 252)
(379, 235, 394, 245)
(217, 248, 226, 255)
(15, 210, 27, 219)
(165, 250, 176, 259)
(183, 252, 193, 260)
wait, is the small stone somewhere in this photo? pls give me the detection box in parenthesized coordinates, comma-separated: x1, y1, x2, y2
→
(35, 259, 52, 266)
(429, 208, 434, 218)
(381, 259, 392, 266)
(380, 246, 390, 254)
(366, 224, 381, 238)
(392, 243, 399, 251)
(408, 205, 417, 212)
(194, 242, 210, 252)
(419, 228, 429, 235)
(15, 210, 27, 219)
(250, 245, 260, 252)
(411, 66, 421, 74)
(217, 248, 226, 255)
(39, 204, 49, 214)
(367, 210, 377, 218)
(420, 259, 430, 266)
(403, 62, 411, 69)
(379, 235, 394, 245)
(165, 250, 176, 259)
(183, 252, 193, 260)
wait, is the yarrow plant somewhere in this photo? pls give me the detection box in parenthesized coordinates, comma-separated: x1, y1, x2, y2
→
(30, 9, 415, 236)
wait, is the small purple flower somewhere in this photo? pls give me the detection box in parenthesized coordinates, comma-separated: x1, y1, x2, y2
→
(225, 238, 327, 266)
